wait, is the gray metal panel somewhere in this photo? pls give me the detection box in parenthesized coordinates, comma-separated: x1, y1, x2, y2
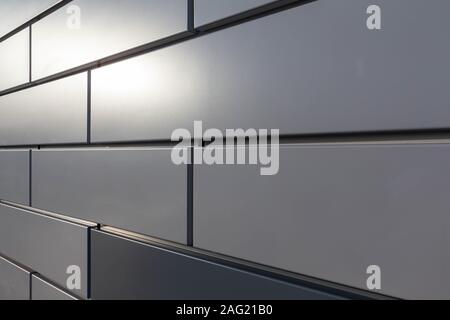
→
(194, 0, 274, 27)
(0, 203, 89, 298)
(92, 0, 450, 142)
(0, 29, 29, 91)
(91, 230, 341, 300)
(194, 143, 450, 300)
(0, 73, 87, 146)
(32, 148, 187, 244)
(31, 275, 78, 300)
(0, 151, 29, 205)
(32, 0, 187, 79)
(0, 256, 30, 300)
(0, 0, 58, 37)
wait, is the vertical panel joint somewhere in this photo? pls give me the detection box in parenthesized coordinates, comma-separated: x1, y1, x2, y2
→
(188, 0, 195, 32)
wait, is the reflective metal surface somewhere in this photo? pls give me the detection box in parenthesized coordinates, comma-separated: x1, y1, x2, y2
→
(0, 150, 30, 205)
(0, 203, 89, 298)
(0, 256, 30, 300)
(32, 148, 188, 244)
(0, 73, 87, 146)
(194, 143, 450, 300)
(92, 0, 450, 143)
(0, 29, 29, 91)
(32, 0, 187, 79)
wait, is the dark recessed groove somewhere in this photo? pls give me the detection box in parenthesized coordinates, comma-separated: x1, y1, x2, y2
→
(277, 128, 450, 144)
(29, 272, 35, 300)
(187, 0, 195, 32)
(87, 71, 92, 144)
(187, 145, 194, 246)
(28, 26, 32, 83)
(87, 227, 92, 299)
(195, 0, 316, 33)
(0, 129, 450, 151)
(29, 150, 32, 207)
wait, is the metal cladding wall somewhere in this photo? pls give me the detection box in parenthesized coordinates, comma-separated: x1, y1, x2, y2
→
(0, 0, 448, 300)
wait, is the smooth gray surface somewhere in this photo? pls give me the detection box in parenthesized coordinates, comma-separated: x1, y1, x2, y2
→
(91, 230, 341, 300)
(194, 0, 275, 27)
(0, 29, 29, 91)
(31, 275, 78, 300)
(0, 256, 30, 300)
(0, 0, 58, 37)
(92, 0, 450, 143)
(0, 73, 87, 146)
(194, 143, 450, 300)
(0, 203, 89, 298)
(32, 0, 187, 79)
(32, 148, 188, 244)
(0, 151, 29, 205)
